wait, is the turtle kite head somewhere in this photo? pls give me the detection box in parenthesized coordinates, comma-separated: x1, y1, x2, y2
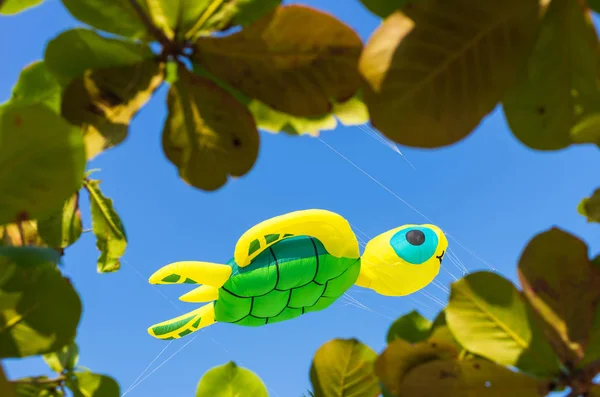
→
(355, 224, 448, 296)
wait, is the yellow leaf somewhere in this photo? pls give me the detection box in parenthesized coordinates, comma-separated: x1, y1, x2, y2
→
(193, 4, 363, 118)
(0, 221, 45, 247)
(375, 338, 458, 396)
(310, 338, 380, 397)
(589, 384, 600, 397)
(397, 359, 546, 397)
(61, 60, 165, 160)
(359, 0, 541, 148)
(518, 228, 600, 364)
(162, 66, 259, 191)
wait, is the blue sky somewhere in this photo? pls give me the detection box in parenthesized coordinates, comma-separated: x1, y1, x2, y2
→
(2, 1, 600, 396)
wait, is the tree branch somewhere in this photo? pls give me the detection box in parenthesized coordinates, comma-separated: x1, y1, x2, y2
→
(0, 363, 17, 397)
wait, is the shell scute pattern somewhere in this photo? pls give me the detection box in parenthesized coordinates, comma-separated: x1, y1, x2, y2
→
(214, 235, 360, 326)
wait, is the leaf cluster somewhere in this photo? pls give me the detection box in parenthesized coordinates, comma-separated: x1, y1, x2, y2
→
(2, 0, 600, 396)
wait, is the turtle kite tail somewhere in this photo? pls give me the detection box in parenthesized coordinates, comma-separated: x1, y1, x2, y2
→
(146, 261, 232, 340)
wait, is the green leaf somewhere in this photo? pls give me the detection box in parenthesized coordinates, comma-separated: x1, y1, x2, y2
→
(310, 338, 380, 397)
(357, 0, 410, 19)
(196, 362, 268, 397)
(332, 94, 370, 127)
(0, 103, 86, 226)
(165, 61, 178, 85)
(68, 372, 120, 397)
(396, 358, 544, 397)
(375, 338, 458, 396)
(0, 258, 81, 358)
(193, 4, 363, 118)
(503, 0, 600, 151)
(590, 0, 600, 14)
(59, 0, 149, 40)
(142, 0, 175, 40)
(84, 179, 127, 273)
(43, 342, 79, 373)
(251, 93, 369, 137)
(446, 271, 561, 377)
(9, 61, 61, 113)
(38, 194, 82, 250)
(581, 304, 600, 367)
(386, 310, 432, 344)
(183, 0, 281, 39)
(44, 28, 154, 87)
(0, 246, 60, 267)
(162, 66, 259, 191)
(428, 310, 462, 351)
(578, 189, 600, 223)
(247, 100, 336, 137)
(518, 227, 600, 364)
(359, 0, 541, 148)
(0, 0, 43, 14)
(61, 60, 164, 160)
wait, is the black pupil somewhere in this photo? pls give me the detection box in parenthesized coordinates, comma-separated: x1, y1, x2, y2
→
(406, 230, 425, 246)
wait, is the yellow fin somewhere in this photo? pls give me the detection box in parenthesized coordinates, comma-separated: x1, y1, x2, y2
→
(149, 261, 231, 287)
(179, 285, 219, 302)
(148, 303, 215, 340)
(234, 209, 359, 267)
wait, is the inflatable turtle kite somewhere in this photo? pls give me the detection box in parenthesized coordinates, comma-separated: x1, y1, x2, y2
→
(147, 209, 448, 340)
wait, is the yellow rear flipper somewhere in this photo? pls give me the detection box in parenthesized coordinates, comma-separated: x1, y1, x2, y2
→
(234, 209, 360, 267)
(179, 285, 219, 302)
(148, 303, 215, 340)
(149, 261, 231, 287)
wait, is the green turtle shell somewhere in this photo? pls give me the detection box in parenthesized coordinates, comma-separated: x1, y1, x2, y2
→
(214, 235, 361, 326)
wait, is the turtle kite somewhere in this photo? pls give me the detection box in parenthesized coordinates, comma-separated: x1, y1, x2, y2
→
(147, 209, 448, 340)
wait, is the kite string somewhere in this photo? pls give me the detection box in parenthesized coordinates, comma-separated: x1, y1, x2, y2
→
(121, 340, 173, 396)
(121, 259, 282, 397)
(122, 336, 199, 397)
(356, 124, 418, 171)
(348, 220, 454, 313)
(316, 136, 496, 272)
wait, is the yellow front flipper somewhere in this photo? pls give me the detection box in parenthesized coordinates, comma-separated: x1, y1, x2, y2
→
(148, 303, 215, 340)
(179, 285, 219, 302)
(233, 209, 360, 267)
(149, 261, 232, 287)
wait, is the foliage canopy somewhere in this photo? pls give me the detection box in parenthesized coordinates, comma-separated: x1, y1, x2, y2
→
(1, 0, 599, 396)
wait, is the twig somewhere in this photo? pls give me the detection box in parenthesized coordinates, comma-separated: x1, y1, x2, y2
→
(16, 221, 25, 246)
(11, 375, 65, 385)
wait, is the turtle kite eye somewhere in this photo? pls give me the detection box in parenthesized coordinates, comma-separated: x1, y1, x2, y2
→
(406, 229, 425, 245)
(389, 226, 439, 265)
